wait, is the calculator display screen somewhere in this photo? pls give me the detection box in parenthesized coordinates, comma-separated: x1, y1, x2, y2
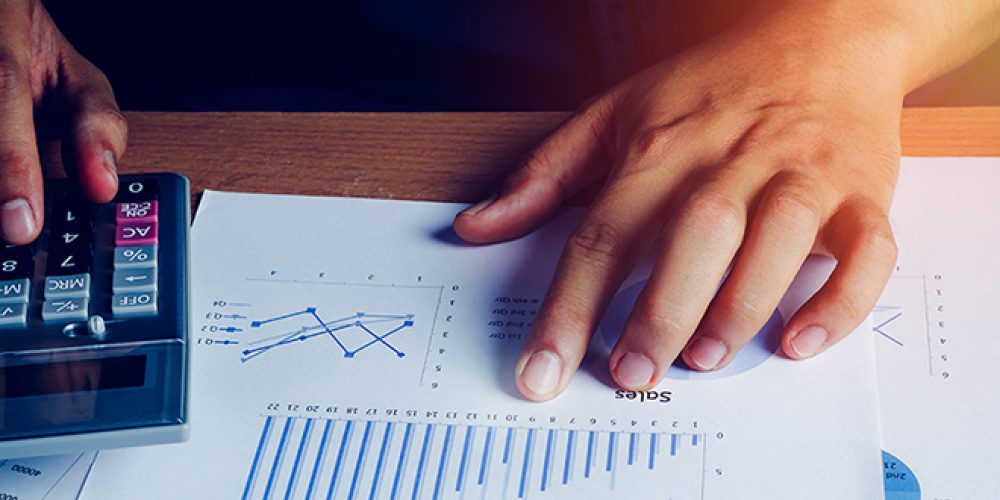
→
(0, 355, 147, 399)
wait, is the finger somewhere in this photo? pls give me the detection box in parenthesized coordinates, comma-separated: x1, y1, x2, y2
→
(0, 2, 44, 245)
(681, 173, 822, 372)
(514, 182, 655, 401)
(782, 200, 897, 359)
(54, 21, 126, 202)
(609, 175, 752, 390)
(514, 125, 714, 400)
(453, 95, 617, 244)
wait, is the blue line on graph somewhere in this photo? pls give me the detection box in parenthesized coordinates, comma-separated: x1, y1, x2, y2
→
(243, 415, 274, 500)
(348, 421, 374, 500)
(628, 432, 637, 466)
(541, 429, 555, 492)
(305, 420, 333, 500)
(585, 432, 595, 478)
(518, 429, 536, 499)
(264, 418, 294, 499)
(649, 434, 656, 470)
(503, 429, 514, 465)
(455, 427, 474, 492)
(242, 308, 414, 362)
(432, 425, 455, 500)
(285, 418, 313, 500)
(369, 422, 394, 500)
(670, 434, 678, 456)
(411, 424, 434, 500)
(874, 311, 905, 347)
(478, 427, 494, 486)
(327, 420, 354, 499)
(390, 423, 413, 500)
(606, 433, 616, 472)
(563, 430, 576, 486)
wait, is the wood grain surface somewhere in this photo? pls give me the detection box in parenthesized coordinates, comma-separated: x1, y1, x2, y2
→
(53, 107, 999, 204)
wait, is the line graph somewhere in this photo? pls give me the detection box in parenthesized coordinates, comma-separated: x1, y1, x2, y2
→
(198, 276, 450, 388)
(872, 306, 904, 348)
(242, 309, 415, 363)
(873, 274, 950, 379)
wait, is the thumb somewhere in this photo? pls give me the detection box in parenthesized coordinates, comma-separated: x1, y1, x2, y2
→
(453, 95, 618, 243)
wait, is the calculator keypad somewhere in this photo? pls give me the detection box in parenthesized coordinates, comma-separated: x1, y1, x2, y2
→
(112, 181, 160, 318)
(1, 178, 168, 324)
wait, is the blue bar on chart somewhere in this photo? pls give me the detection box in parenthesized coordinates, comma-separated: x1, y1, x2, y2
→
(241, 416, 708, 500)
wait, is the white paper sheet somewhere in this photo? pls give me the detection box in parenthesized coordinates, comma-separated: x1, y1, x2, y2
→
(82, 189, 883, 499)
(0, 451, 97, 499)
(875, 157, 1000, 500)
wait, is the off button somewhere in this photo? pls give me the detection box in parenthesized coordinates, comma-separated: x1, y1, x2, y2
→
(112, 291, 157, 317)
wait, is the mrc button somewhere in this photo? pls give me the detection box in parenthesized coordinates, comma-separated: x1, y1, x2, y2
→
(45, 274, 90, 299)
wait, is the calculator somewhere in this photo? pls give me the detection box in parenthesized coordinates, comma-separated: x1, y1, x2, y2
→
(0, 172, 189, 459)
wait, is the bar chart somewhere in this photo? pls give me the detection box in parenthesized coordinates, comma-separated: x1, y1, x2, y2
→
(242, 415, 708, 500)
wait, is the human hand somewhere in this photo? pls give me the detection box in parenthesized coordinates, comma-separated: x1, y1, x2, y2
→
(454, 6, 904, 400)
(0, 0, 126, 245)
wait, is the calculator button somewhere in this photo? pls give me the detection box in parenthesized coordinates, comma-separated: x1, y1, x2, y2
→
(51, 229, 92, 248)
(44, 273, 90, 299)
(49, 205, 94, 228)
(114, 245, 158, 269)
(42, 298, 89, 322)
(118, 180, 160, 201)
(112, 291, 157, 317)
(113, 267, 157, 293)
(115, 220, 158, 246)
(0, 251, 32, 280)
(0, 278, 29, 303)
(117, 201, 158, 222)
(46, 248, 92, 275)
(0, 302, 27, 327)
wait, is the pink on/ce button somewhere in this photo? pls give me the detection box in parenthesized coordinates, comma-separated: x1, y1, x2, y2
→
(116, 201, 158, 222)
(116, 220, 158, 246)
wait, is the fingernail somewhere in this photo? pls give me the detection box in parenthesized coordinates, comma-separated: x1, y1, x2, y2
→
(791, 326, 828, 358)
(0, 199, 36, 244)
(461, 194, 497, 216)
(520, 350, 562, 396)
(102, 150, 119, 189)
(615, 352, 656, 389)
(686, 337, 727, 371)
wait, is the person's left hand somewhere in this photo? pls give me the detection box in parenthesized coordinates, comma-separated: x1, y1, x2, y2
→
(452, 9, 902, 401)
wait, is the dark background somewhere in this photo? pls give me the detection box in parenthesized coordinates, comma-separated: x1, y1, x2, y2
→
(44, 1, 999, 112)
(44, 1, 754, 112)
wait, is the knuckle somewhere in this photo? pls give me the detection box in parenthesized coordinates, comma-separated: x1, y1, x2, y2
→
(626, 124, 682, 166)
(539, 295, 594, 338)
(566, 220, 624, 271)
(761, 184, 822, 229)
(629, 300, 687, 340)
(710, 297, 763, 333)
(828, 285, 867, 322)
(0, 148, 37, 179)
(854, 216, 898, 259)
(681, 189, 744, 235)
(80, 106, 129, 136)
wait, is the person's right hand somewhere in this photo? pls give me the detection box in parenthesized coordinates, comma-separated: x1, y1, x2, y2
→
(1, 0, 126, 245)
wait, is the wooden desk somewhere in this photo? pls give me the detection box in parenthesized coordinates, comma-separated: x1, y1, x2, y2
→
(106, 107, 1000, 203)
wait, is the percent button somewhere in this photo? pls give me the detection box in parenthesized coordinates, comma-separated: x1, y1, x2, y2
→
(113, 245, 158, 269)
